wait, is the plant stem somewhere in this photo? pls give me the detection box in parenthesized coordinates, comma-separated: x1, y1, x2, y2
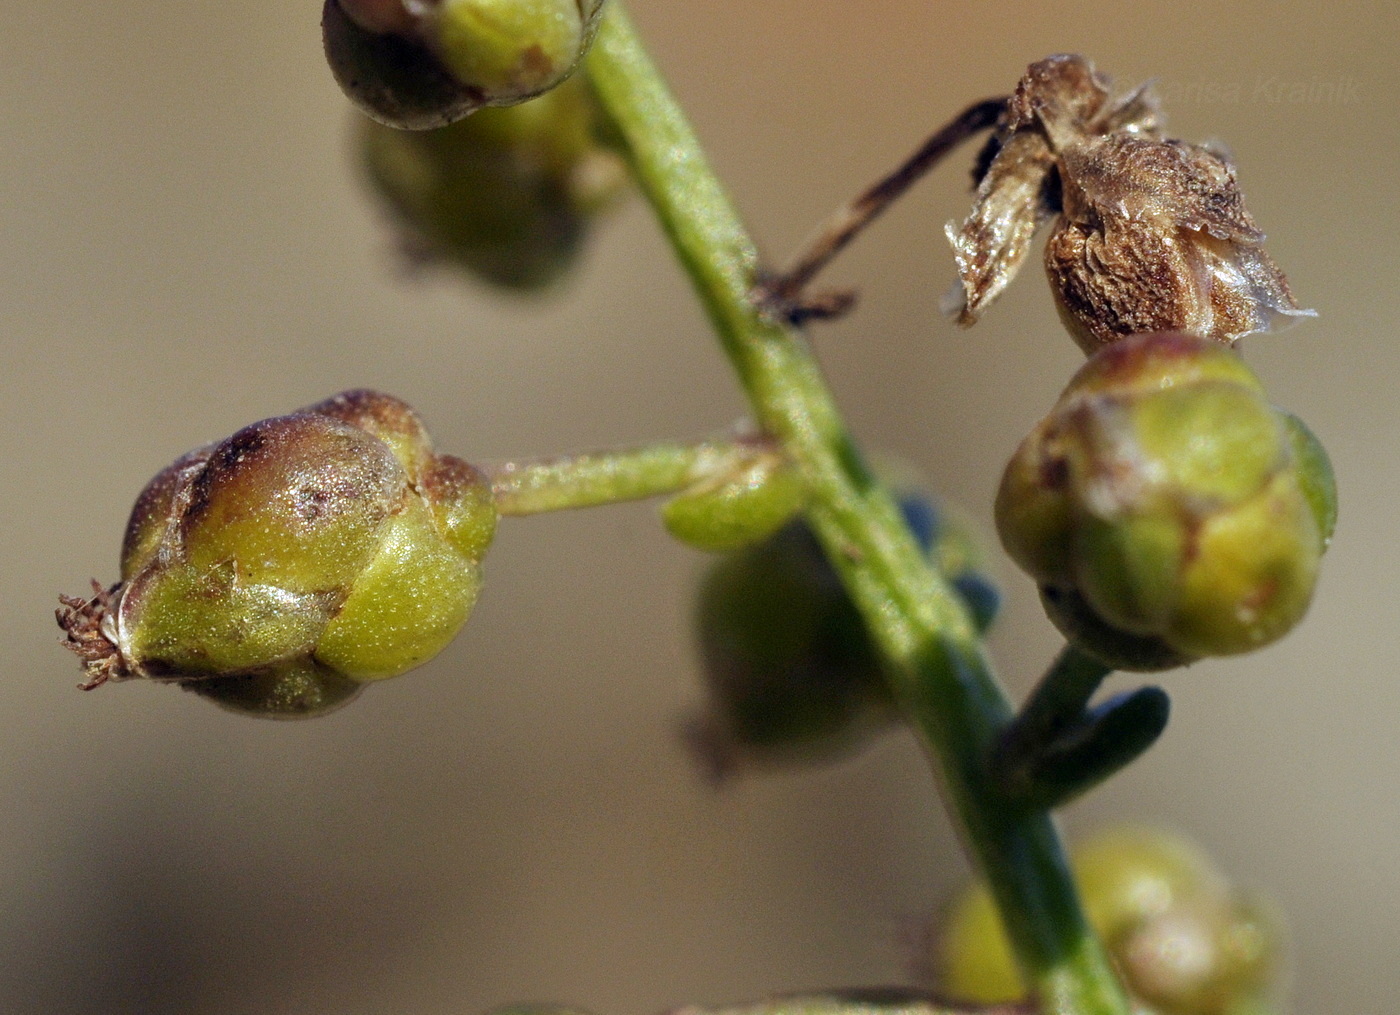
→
(486, 439, 745, 516)
(760, 97, 1006, 315)
(586, 8, 1131, 1014)
(682, 988, 1031, 1015)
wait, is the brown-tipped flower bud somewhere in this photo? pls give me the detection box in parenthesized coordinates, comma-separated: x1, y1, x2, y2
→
(947, 54, 1312, 353)
(938, 825, 1285, 1015)
(360, 73, 630, 289)
(58, 391, 497, 718)
(995, 331, 1334, 670)
(323, 0, 607, 130)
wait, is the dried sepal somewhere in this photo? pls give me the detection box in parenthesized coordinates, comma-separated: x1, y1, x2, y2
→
(946, 53, 1312, 351)
(945, 54, 1126, 325)
(943, 129, 1058, 323)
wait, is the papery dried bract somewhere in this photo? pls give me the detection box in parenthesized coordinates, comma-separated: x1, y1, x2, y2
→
(1048, 134, 1313, 352)
(944, 129, 1058, 323)
(945, 54, 1122, 325)
(946, 54, 1312, 351)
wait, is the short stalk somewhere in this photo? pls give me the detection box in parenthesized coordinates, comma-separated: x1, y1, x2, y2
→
(995, 646, 1170, 810)
(1001, 645, 1116, 769)
(760, 96, 1007, 317)
(586, 7, 1130, 1014)
(486, 439, 753, 516)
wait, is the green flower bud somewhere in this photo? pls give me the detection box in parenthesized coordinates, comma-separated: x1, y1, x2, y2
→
(661, 445, 807, 552)
(996, 331, 1333, 670)
(688, 492, 999, 778)
(360, 73, 630, 289)
(938, 825, 1284, 1015)
(323, 0, 606, 130)
(430, 0, 606, 104)
(58, 390, 497, 718)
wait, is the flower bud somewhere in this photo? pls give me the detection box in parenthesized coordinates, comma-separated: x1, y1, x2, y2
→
(661, 445, 806, 553)
(937, 825, 1284, 1015)
(58, 390, 497, 718)
(360, 73, 630, 289)
(996, 331, 1333, 669)
(323, 0, 606, 130)
(429, 0, 606, 104)
(687, 491, 999, 778)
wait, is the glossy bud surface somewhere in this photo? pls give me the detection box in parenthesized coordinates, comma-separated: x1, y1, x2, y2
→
(323, 0, 606, 129)
(62, 391, 496, 718)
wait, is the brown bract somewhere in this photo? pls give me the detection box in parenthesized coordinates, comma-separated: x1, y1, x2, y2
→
(945, 54, 1313, 353)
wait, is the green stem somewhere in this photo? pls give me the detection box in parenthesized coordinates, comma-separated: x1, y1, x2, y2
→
(689, 988, 1031, 1015)
(486, 439, 743, 516)
(586, 8, 1130, 1014)
(1000, 645, 1115, 770)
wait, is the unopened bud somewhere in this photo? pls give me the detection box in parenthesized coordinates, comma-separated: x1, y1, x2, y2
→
(360, 73, 630, 289)
(661, 445, 806, 552)
(323, 0, 606, 130)
(58, 391, 496, 718)
(1120, 893, 1280, 1015)
(938, 825, 1285, 1015)
(430, 0, 606, 105)
(996, 331, 1334, 669)
(688, 490, 999, 778)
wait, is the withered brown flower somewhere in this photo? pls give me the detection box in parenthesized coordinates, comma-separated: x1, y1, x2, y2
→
(945, 54, 1313, 353)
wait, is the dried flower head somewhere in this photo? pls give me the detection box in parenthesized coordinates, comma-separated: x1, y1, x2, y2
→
(946, 54, 1313, 353)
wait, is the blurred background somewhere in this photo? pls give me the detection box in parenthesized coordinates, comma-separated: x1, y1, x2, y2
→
(3, 1, 1396, 1012)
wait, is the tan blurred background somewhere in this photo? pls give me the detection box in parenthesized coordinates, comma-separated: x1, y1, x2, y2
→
(3, 1, 1397, 1012)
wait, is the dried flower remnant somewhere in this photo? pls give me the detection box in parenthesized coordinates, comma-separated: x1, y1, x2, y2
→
(946, 54, 1313, 353)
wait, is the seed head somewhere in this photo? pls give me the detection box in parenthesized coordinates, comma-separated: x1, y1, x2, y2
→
(947, 54, 1313, 353)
